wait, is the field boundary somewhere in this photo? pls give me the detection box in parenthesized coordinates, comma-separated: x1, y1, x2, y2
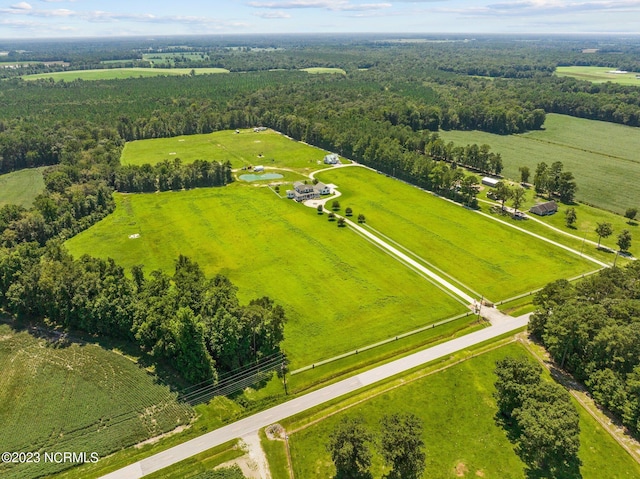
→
(290, 311, 477, 374)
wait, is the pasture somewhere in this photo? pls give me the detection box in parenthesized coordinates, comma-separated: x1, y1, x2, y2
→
(21, 67, 229, 82)
(121, 129, 337, 173)
(556, 66, 640, 85)
(438, 113, 640, 214)
(285, 342, 640, 479)
(315, 166, 594, 301)
(65, 185, 466, 367)
(0, 167, 46, 207)
(0, 323, 193, 479)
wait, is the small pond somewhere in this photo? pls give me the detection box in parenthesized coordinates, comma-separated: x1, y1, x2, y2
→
(239, 173, 284, 182)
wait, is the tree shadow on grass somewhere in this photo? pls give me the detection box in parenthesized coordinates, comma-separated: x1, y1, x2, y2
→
(495, 412, 582, 479)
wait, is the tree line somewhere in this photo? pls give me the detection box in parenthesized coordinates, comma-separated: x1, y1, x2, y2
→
(114, 159, 233, 193)
(0, 245, 286, 383)
(530, 262, 640, 437)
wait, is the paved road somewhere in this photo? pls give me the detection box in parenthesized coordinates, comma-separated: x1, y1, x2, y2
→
(101, 314, 529, 479)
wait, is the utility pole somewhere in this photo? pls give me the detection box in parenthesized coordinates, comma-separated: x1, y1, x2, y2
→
(282, 360, 288, 395)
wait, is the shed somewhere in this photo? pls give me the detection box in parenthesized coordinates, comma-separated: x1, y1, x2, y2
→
(254, 165, 264, 172)
(481, 177, 500, 188)
(529, 201, 558, 216)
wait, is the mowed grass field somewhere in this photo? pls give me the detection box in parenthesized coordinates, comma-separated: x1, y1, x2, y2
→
(121, 129, 337, 173)
(65, 185, 466, 367)
(0, 167, 46, 208)
(438, 113, 640, 214)
(315, 167, 594, 301)
(21, 67, 229, 82)
(285, 342, 640, 479)
(0, 324, 193, 479)
(556, 66, 640, 85)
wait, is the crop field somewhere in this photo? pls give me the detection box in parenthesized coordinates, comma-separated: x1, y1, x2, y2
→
(121, 129, 338, 173)
(65, 185, 466, 367)
(0, 324, 193, 479)
(285, 342, 640, 479)
(21, 67, 230, 82)
(315, 166, 594, 301)
(0, 167, 46, 207)
(556, 66, 640, 85)
(438, 114, 640, 214)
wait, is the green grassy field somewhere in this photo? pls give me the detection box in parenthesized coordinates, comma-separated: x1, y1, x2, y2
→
(0, 167, 46, 208)
(300, 67, 346, 75)
(0, 323, 193, 479)
(285, 342, 640, 479)
(438, 113, 640, 214)
(65, 185, 465, 367)
(556, 66, 640, 85)
(315, 167, 594, 301)
(121, 129, 337, 173)
(21, 67, 229, 82)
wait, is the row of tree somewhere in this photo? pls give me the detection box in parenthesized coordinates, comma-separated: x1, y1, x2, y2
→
(114, 159, 233, 193)
(327, 413, 425, 479)
(529, 262, 640, 436)
(0, 245, 286, 383)
(494, 357, 581, 475)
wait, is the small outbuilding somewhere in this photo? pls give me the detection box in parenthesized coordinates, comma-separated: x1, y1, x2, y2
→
(254, 165, 264, 172)
(324, 153, 340, 165)
(529, 201, 558, 216)
(481, 177, 500, 188)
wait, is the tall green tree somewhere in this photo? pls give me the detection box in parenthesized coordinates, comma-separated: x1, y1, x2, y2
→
(519, 166, 530, 184)
(625, 207, 638, 223)
(494, 182, 513, 212)
(514, 382, 581, 473)
(564, 207, 577, 228)
(494, 357, 542, 419)
(379, 413, 426, 479)
(617, 229, 632, 252)
(511, 187, 526, 214)
(326, 416, 374, 479)
(595, 222, 613, 248)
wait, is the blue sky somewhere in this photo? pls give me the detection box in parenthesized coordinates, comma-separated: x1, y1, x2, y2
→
(1, 0, 639, 39)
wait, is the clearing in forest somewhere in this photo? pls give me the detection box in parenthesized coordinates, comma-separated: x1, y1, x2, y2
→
(65, 185, 466, 367)
(0, 167, 46, 208)
(121, 129, 336, 174)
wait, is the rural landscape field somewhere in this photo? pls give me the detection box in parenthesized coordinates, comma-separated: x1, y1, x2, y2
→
(1, 30, 640, 479)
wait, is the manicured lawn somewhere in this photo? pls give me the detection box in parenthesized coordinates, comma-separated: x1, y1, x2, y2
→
(285, 342, 640, 479)
(121, 129, 337, 173)
(556, 66, 640, 85)
(438, 113, 640, 214)
(65, 185, 465, 367)
(0, 167, 46, 207)
(0, 324, 193, 479)
(21, 67, 229, 81)
(315, 166, 594, 301)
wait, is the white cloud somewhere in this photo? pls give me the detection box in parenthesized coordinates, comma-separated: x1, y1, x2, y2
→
(248, 0, 390, 11)
(10, 2, 33, 10)
(254, 10, 292, 18)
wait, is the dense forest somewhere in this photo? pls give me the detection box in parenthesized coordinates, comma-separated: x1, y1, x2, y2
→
(1, 34, 640, 385)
